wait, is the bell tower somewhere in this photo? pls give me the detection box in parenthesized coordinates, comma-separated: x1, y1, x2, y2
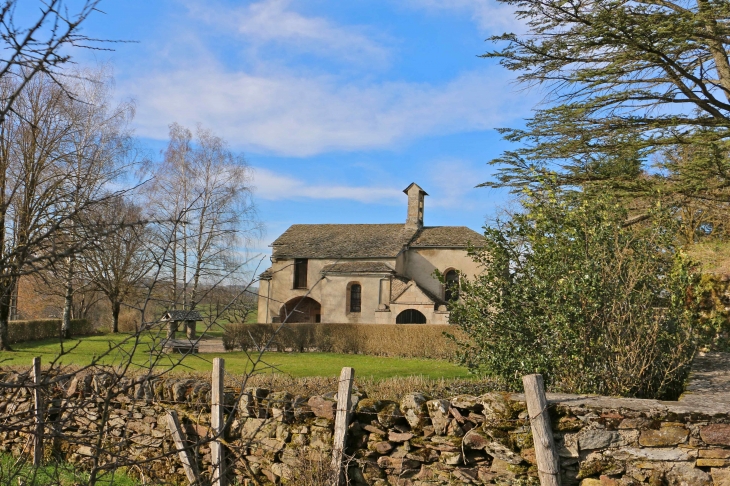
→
(404, 183, 427, 229)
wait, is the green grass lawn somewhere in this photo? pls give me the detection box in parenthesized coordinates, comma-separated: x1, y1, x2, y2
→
(1, 333, 469, 380)
(0, 453, 138, 485)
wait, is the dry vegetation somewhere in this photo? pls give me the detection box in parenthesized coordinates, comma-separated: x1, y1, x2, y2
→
(223, 323, 468, 360)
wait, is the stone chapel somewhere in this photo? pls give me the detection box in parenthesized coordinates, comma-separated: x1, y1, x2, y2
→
(256, 183, 483, 324)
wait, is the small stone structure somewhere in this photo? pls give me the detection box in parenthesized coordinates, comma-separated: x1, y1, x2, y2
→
(2, 362, 730, 485)
(161, 309, 203, 338)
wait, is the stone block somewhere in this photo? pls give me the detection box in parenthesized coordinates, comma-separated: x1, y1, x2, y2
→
(579, 429, 622, 450)
(665, 462, 711, 485)
(698, 459, 729, 467)
(401, 393, 429, 430)
(702, 449, 730, 459)
(711, 467, 730, 486)
(377, 401, 402, 428)
(639, 427, 688, 447)
(703, 425, 730, 446)
(307, 395, 336, 420)
(426, 399, 451, 436)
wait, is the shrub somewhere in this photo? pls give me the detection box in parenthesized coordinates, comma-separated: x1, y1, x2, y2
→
(7, 319, 93, 344)
(450, 185, 700, 399)
(222, 323, 466, 360)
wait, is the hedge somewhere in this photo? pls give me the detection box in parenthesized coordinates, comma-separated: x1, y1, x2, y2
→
(7, 319, 94, 344)
(222, 323, 466, 360)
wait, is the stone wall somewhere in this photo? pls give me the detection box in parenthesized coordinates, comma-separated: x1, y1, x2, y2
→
(1, 370, 729, 485)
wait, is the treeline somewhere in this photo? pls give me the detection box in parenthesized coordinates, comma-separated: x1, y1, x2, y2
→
(0, 71, 261, 350)
(450, 0, 730, 399)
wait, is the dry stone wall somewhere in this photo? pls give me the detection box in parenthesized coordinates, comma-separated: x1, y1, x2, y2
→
(1, 370, 730, 485)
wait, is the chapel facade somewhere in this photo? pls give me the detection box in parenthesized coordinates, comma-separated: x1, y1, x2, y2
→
(256, 183, 483, 325)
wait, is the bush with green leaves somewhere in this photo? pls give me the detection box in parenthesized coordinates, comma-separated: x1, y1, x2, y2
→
(450, 186, 700, 399)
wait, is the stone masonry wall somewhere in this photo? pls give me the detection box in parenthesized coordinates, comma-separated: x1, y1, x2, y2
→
(1, 370, 730, 485)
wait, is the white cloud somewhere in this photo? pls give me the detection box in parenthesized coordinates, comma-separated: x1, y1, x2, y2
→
(124, 65, 529, 157)
(183, 0, 389, 65)
(405, 0, 523, 34)
(253, 168, 403, 202)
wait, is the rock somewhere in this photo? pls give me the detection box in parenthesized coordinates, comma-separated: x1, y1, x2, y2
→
(376, 456, 420, 473)
(665, 462, 711, 485)
(238, 390, 254, 417)
(446, 420, 464, 437)
(711, 467, 730, 485)
(520, 448, 537, 465)
(356, 398, 384, 422)
(241, 418, 276, 441)
(701, 424, 730, 446)
(440, 451, 461, 465)
(406, 448, 439, 463)
(580, 480, 603, 486)
(401, 393, 429, 430)
(369, 441, 394, 454)
(388, 431, 413, 443)
(462, 429, 489, 450)
(490, 458, 514, 476)
(618, 417, 652, 429)
(377, 401, 402, 428)
(307, 396, 336, 420)
(450, 395, 481, 411)
(579, 429, 621, 450)
(480, 393, 514, 423)
(426, 399, 451, 436)
(484, 440, 523, 465)
(700, 449, 730, 458)
(639, 427, 688, 447)
(606, 447, 694, 461)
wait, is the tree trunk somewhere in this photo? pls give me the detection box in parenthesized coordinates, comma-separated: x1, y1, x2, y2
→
(0, 285, 13, 351)
(8, 284, 17, 321)
(111, 301, 120, 333)
(62, 257, 74, 339)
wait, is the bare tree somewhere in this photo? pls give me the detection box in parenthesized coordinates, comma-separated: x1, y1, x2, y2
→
(146, 123, 259, 339)
(54, 68, 135, 338)
(0, 1, 106, 126)
(82, 196, 152, 333)
(0, 70, 133, 350)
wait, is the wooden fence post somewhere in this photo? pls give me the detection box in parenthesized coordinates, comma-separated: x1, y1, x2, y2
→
(31, 357, 43, 467)
(167, 410, 200, 485)
(211, 357, 225, 486)
(331, 366, 354, 486)
(523, 374, 561, 486)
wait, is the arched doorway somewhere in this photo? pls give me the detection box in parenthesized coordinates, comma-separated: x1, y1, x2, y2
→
(396, 309, 427, 324)
(279, 297, 321, 323)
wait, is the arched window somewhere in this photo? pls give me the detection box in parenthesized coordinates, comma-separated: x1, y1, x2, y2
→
(396, 309, 427, 324)
(348, 283, 361, 313)
(444, 269, 459, 301)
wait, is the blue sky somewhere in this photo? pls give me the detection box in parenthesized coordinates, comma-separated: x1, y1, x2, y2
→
(64, 0, 535, 256)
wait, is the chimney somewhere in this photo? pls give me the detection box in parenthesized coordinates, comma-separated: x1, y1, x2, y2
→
(403, 183, 427, 229)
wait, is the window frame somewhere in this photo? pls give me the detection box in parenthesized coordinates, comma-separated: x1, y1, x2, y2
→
(444, 268, 460, 302)
(347, 281, 362, 314)
(293, 259, 308, 289)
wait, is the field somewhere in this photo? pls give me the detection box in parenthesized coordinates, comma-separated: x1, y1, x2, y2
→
(0, 333, 470, 380)
(0, 453, 138, 486)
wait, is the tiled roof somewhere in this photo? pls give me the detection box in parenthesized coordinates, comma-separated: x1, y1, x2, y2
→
(322, 262, 396, 274)
(161, 310, 203, 321)
(410, 226, 483, 247)
(271, 224, 418, 259)
(259, 268, 273, 280)
(271, 224, 482, 259)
